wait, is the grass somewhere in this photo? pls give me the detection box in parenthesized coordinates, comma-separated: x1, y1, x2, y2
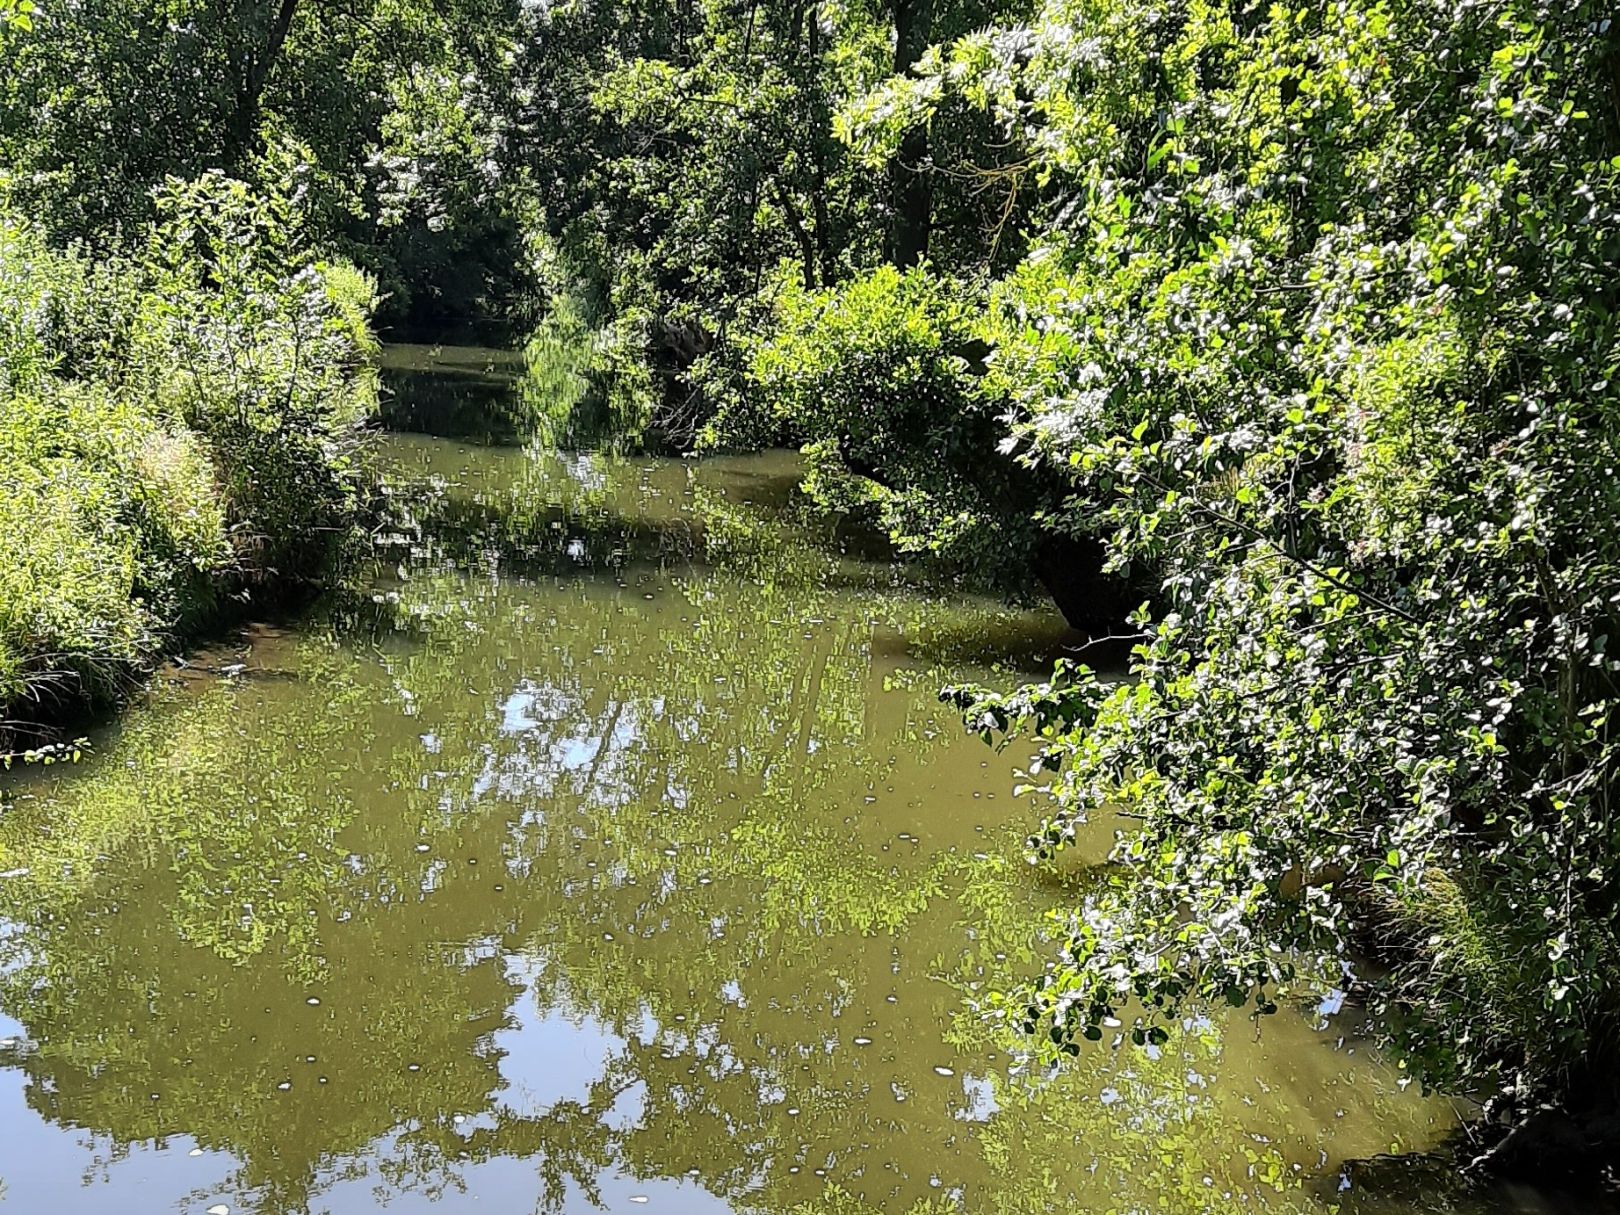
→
(0, 183, 377, 738)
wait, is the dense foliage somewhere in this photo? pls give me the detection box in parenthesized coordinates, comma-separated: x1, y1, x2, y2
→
(893, 0, 1620, 1169)
(705, 266, 1027, 579)
(0, 0, 524, 334)
(0, 176, 376, 730)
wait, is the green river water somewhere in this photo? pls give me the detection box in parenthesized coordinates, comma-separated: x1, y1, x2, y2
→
(0, 346, 1567, 1214)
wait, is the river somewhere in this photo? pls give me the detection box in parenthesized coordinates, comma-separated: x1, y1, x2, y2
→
(0, 346, 1563, 1213)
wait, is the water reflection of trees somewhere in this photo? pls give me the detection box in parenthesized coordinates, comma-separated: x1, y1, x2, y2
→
(0, 444, 1451, 1215)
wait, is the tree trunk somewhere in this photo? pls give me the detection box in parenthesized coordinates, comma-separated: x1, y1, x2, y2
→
(774, 182, 819, 289)
(1032, 532, 1136, 632)
(888, 0, 933, 266)
(806, 1, 834, 283)
(225, 0, 302, 171)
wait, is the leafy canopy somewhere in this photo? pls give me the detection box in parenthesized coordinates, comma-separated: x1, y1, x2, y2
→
(884, 0, 1620, 1112)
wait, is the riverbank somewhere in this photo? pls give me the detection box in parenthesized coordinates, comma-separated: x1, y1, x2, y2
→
(0, 187, 378, 746)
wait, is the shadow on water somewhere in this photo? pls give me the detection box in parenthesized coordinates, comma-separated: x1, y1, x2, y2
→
(1329, 1151, 1620, 1214)
(366, 440, 1078, 682)
(368, 356, 1078, 684)
(378, 344, 532, 445)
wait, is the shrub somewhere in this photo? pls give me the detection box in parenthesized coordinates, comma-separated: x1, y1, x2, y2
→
(0, 176, 377, 728)
(705, 263, 1047, 591)
(130, 173, 380, 581)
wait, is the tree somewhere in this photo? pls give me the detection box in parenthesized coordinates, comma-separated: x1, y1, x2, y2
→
(887, 0, 933, 265)
(0, 0, 529, 331)
(813, 0, 1620, 1179)
(224, 0, 303, 169)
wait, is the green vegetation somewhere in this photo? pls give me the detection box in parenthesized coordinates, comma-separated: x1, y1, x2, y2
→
(926, 3, 1620, 1180)
(4, 0, 1620, 1188)
(705, 265, 1031, 588)
(0, 0, 521, 334)
(0, 176, 376, 730)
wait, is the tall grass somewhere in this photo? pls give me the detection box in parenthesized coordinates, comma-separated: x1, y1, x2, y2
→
(0, 175, 378, 735)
